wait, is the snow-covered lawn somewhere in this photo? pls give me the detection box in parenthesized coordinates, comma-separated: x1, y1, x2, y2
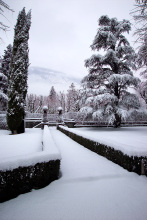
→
(0, 127, 147, 220)
(0, 128, 42, 160)
(0, 127, 61, 171)
(61, 126, 147, 157)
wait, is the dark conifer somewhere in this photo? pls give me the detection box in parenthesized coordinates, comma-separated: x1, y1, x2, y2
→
(7, 8, 31, 134)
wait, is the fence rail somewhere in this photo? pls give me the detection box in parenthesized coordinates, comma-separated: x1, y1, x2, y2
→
(1, 111, 147, 129)
(75, 121, 147, 127)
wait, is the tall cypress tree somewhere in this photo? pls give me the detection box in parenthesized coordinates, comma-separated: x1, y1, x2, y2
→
(7, 8, 31, 134)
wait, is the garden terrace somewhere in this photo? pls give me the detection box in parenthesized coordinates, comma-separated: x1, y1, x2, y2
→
(0, 126, 61, 202)
(57, 125, 147, 176)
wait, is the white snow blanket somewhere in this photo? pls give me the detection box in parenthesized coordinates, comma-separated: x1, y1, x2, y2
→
(1, 127, 147, 220)
(0, 127, 61, 171)
(60, 126, 147, 157)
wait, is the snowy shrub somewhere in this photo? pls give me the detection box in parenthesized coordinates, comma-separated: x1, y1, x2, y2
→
(92, 109, 103, 121)
(80, 106, 93, 115)
(129, 108, 147, 121)
(0, 160, 60, 202)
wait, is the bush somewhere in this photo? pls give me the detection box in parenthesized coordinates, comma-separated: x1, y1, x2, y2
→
(0, 160, 60, 203)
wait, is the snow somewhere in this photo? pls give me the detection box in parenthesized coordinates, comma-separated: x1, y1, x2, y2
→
(60, 126, 147, 157)
(0, 90, 8, 101)
(0, 127, 61, 171)
(0, 127, 147, 220)
(80, 106, 93, 115)
(42, 125, 61, 156)
(0, 128, 42, 160)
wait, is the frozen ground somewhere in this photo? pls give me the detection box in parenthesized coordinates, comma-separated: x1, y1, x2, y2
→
(0, 127, 147, 220)
(0, 128, 42, 160)
(0, 127, 60, 171)
(61, 126, 147, 157)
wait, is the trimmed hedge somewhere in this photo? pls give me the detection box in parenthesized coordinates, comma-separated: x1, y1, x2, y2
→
(0, 160, 60, 203)
(58, 126, 147, 176)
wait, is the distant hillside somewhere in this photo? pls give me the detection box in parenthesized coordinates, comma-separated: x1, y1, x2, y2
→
(28, 66, 81, 95)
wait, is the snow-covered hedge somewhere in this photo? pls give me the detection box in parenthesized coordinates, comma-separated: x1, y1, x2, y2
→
(57, 126, 147, 176)
(0, 126, 61, 202)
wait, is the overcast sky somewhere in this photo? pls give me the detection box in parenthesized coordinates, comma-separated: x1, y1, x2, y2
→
(1, 0, 137, 79)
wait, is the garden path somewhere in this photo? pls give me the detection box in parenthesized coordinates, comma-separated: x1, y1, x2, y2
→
(1, 127, 147, 220)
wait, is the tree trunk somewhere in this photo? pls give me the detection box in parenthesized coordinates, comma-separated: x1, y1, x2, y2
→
(17, 116, 25, 134)
(113, 75, 121, 128)
(12, 130, 17, 135)
(113, 113, 121, 128)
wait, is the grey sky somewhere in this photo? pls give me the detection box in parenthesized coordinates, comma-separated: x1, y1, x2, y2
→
(1, 0, 136, 79)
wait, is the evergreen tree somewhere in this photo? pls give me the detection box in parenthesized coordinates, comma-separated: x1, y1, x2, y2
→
(1, 44, 12, 93)
(81, 15, 140, 127)
(66, 83, 78, 112)
(7, 8, 31, 134)
(58, 91, 66, 113)
(2, 44, 12, 79)
(0, 45, 12, 110)
(137, 81, 147, 105)
(48, 86, 57, 113)
(0, 58, 8, 110)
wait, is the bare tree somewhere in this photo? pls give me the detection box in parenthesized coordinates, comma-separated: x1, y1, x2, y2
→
(0, 0, 14, 41)
(132, 0, 147, 73)
(132, 0, 147, 105)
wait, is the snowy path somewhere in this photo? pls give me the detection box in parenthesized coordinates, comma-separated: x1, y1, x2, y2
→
(1, 127, 147, 220)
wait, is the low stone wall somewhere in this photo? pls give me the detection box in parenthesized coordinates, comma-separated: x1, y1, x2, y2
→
(0, 160, 60, 202)
(25, 119, 42, 128)
(57, 126, 147, 176)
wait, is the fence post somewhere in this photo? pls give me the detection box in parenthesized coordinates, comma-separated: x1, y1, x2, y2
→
(42, 106, 48, 129)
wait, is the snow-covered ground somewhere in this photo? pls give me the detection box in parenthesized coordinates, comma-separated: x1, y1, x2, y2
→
(61, 126, 147, 157)
(0, 128, 42, 160)
(0, 127, 147, 220)
(0, 127, 61, 171)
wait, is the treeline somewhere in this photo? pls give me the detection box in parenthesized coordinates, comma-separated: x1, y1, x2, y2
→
(0, 1, 147, 130)
(26, 83, 80, 114)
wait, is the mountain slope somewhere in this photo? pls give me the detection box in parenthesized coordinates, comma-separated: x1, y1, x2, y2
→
(28, 66, 81, 95)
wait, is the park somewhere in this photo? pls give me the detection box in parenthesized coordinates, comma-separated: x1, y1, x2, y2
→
(0, 1, 147, 219)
